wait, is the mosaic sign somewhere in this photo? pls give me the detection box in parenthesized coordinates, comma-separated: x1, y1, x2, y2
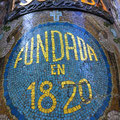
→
(6, 0, 114, 23)
(4, 22, 112, 120)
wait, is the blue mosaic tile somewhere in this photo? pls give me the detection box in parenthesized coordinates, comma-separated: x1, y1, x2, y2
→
(4, 22, 112, 120)
(90, 116, 96, 120)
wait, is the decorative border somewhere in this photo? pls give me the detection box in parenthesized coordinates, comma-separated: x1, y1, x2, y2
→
(5, 0, 114, 23)
(4, 22, 112, 120)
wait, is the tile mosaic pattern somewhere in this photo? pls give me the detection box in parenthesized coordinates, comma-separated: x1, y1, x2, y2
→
(50, 11, 62, 22)
(4, 22, 112, 120)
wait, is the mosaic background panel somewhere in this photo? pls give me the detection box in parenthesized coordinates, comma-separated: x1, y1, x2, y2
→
(4, 22, 112, 120)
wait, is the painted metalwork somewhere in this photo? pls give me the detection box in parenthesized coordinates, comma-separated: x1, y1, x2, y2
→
(5, 0, 114, 23)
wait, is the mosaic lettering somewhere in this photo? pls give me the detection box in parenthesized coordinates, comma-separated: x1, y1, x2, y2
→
(4, 22, 112, 120)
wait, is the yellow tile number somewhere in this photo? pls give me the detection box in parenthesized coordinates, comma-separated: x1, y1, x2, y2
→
(27, 79, 92, 114)
(61, 79, 92, 114)
(61, 81, 81, 114)
(27, 81, 57, 113)
(38, 81, 57, 113)
(27, 82, 36, 109)
(78, 79, 92, 104)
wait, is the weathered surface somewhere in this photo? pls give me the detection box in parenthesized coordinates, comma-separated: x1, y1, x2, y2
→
(0, 0, 120, 120)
